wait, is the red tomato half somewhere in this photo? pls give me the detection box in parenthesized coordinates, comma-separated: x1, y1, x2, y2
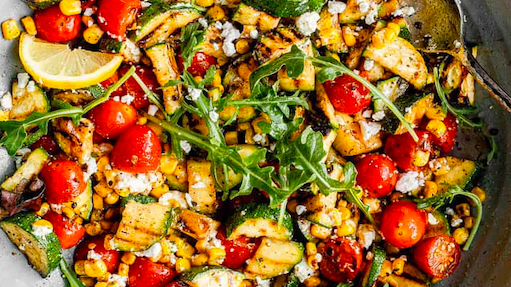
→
(119, 65, 159, 109)
(129, 257, 176, 287)
(384, 130, 432, 171)
(100, 71, 120, 90)
(97, 0, 141, 40)
(319, 237, 364, 283)
(34, 5, 81, 43)
(355, 154, 398, 198)
(420, 113, 458, 153)
(44, 210, 85, 249)
(178, 52, 217, 78)
(110, 125, 161, 173)
(88, 99, 138, 139)
(380, 201, 427, 249)
(414, 235, 461, 278)
(30, 135, 60, 155)
(217, 229, 260, 269)
(74, 236, 121, 272)
(40, 160, 86, 204)
(323, 73, 371, 114)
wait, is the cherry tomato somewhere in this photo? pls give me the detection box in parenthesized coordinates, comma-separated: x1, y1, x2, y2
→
(74, 236, 120, 272)
(88, 99, 138, 139)
(165, 281, 188, 287)
(318, 237, 364, 283)
(97, 0, 141, 40)
(420, 113, 458, 153)
(384, 130, 432, 171)
(40, 160, 86, 204)
(30, 135, 60, 155)
(178, 52, 217, 78)
(414, 235, 461, 278)
(110, 125, 161, 173)
(380, 201, 427, 249)
(323, 73, 371, 114)
(129, 257, 176, 287)
(355, 154, 398, 198)
(217, 229, 260, 269)
(119, 65, 159, 109)
(44, 210, 85, 249)
(100, 71, 120, 90)
(34, 5, 81, 43)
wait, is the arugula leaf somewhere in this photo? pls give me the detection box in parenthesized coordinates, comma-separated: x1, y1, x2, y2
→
(336, 283, 354, 287)
(180, 22, 206, 70)
(60, 259, 85, 287)
(415, 185, 482, 251)
(484, 131, 498, 165)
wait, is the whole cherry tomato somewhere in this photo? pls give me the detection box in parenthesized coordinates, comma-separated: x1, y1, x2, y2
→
(30, 135, 60, 155)
(97, 0, 141, 40)
(40, 160, 86, 204)
(44, 210, 85, 249)
(110, 125, 161, 173)
(414, 235, 461, 278)
(323, 73, 371, 114)
(384, 130, 432, 171)
(74, 236, 121, 272)
(34, 5, 81, 43)
(420, 112, 458, 154)
(318, 237, 364, 283)
(217, 229, 260, 269)
(178, 52, 217, 78)
(129, 257, 176, 287)
(119, 65, 159, 109)
(380, 201, 427, 249)
(355, 154, 398, 198)
(88, 99, 138, 139)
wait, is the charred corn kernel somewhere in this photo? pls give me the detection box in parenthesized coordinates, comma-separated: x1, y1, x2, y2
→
(306, 242, 317, 256)
(380, 260, 393, 277)
(426, 119, 447, 137)
(104, 192, 119, 205)
(336, 219, 356, 237)
(137, 116, 147, 125)
(91, 209, 104, 222)
(195, 239, 208, 253)
(35, 202, 50, 217)
(95, 283, 108, 287)
(426, 105, 447, 120)
(453, 227, 469, 245)
(307, 255, 320, 270)
(160, 240, 172, 256)
(456, 203, 471, 217)
(286, 199, 298, 213)
(471, 187, 486, 202)
(238, 122, 251, 131)
(310, 224, 331, 240)
(33, 219, 53, 230)
(304, 276, 321, 287)
(62, 206, 76, 219)
(370, 31, 384, 48)
(212, 70, 222, 87)
(196, 0, 214, 7)
(383, 27, 398, 42)
(161, 155, 178, 174)
(170, 236, 185, 249)
(150, 184, 170, 199)
(97, 272, 111, 282)
(103, 234, 114, 250)
(235, 39, 250, 54)
(118, 263, 129, 277)
(424, 181, 438, 198)
(240, 280, 254, 287)
(21, 16, 36, 35)
(338, 206, 351, 220)
(329, 209, 344, 226)
(208, 87, 223, 101)
(412, 150, 430, 167)
(237, 63, 252, 81)
(192, 253, 209, 266)
(392, 258, 405, 275)
(80, 277, 96, 287)
(464, 216, 474, 229)
(207, 5, 226, 21)
(208, 248, 226, 265)
(115, 188, 130, 197)
(94, 183, 112, 198)
(225, 131, 238, 145)
(2, 19, 20, 40)
(387, 22, 401, 35)
(75, 260, 87, 275)
(60, 0, 82, 15)
(86, 222, 102, 236)
(175, 258, 191, 273)
(341, 26, 356, 47)
(177, 242, 195, 258)
(121, 252, 136, 265)
(93, 194, 104, 210)
(85, 259, 108, 278)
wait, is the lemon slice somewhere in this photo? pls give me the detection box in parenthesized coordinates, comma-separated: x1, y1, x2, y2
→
(19, 33, 124, 90)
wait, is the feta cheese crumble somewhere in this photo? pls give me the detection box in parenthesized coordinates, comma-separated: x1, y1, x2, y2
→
(135, 242, 162, 260)
(209, 110, 219, 122)
(296, 12, 321, 36)
(372, 111, 385, 121)
(32, 224, 53, 237)
(158, 190, 189, 208)
(392, 6, 416, 17)
(187, 87, 202, 101)
(294, 258, 315, 282)
(395, 171, 425, 193)
(17, 73, 30, 89)
(358, 1, 370, 13)
(84, 157, 98, 180)
(147, 104, 158, 116)
(87, 250, 103, 260)
(357, 224, 376, 249)
(428, 213, 439, 225)
(108, 274, 128, 287)
(255, 277, 271, 287)
(359, 121, 382, 141)
(363, 59, 375, 71)
(249, 29, 259, 39)
(84, 8, 94, 16)
(296, 205, 307, 215)
(121, 94, 135, 105)
(198, 18, 208, 28)
(180, 140, 192, 153)
(0, 92, 12, 111)
(218, 21, 241, 57)
(26, 81, 36, 93)
(112, 171, 163, 195)
(328, 1, 347, 14)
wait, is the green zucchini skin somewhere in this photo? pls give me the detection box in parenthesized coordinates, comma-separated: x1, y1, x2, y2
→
(120, 194, 157, 207)
(181, 266, 245, 286)
(242, 0, 325, 17)
(72, 181, 93, 220)
(0, 212, 62, 277)
(381, 93, 432, 133)
(362, 245, 386, 287)
(22, 0, 61, 9)
(424, 210, 450, 239)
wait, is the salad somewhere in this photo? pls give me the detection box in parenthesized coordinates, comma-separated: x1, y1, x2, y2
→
(0, 0, 494, 286)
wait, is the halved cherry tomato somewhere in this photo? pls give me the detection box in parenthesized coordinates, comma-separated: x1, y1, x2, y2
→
(88, 99, 138, 139)
(318, 237, 364, 283)
(414, 235, 461, 278)
(110, 125, 161, 173)
(97, 0, 141, 40)
(384, 130, 432, 171)
(44, 210, 85, 249)
(420, 112, 458, 153)
(129, 257, 176, 287)
(100, 71, 120, 90)
(40, 160, 86, 204)
(355, 154, 398, 198)
(380, 201, 427, 249)
(178, 52, 217, 78)
(216, 229, 260, 269)
(323, 73, 371, 114)
(34, 5, 81, 43)
(119, 65, 159, 109)
(74, 236, 120, 272)
(30, 135, 60, 155)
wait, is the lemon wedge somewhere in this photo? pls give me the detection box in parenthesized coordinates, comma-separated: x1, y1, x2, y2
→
(19, 33, 123, 90)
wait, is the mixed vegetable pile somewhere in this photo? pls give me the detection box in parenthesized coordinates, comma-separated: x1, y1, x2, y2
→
(0, 0, 496, 286)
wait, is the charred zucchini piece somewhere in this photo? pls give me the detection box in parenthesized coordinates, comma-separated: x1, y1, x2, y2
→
(53, 118, 94, 165)
(181, 266, 245, 287)
(255, 27, 305, 63)
(435, 157, 479, 192)
(187, 159, 217, 214)
(172, 209, 221, 240)
(242, 0, 325, 17)
(232, 3, 280, 32)
(9, 81, 49, 121)
(381, 93, 434, 134)
(1, 148, 48, 192)
(278, 42, 315, 91)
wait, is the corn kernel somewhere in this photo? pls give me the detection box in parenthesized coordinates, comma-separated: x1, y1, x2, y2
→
(74, 217, 84, 225)
(336, 219, 356, 237)
(160, 240, 172, 256)
(237, 63, 252, 82)
(426, 119, 447, 137)
(192, 254, 209, 266)
(429, 157, 450, 176)
(225, 131, 238, 145)
(380, 260, 393, 277)
(240, 280, 254, 287)
(453, 227, 469, 245)
(80, 277, 96, 287)
(387, 22, 401, 35)
(103, 234, 114, 250)
(307, 254, 320, 270)
(471, 187, 486, 203)
(21, 16, 36, 35)
(94, 183, 112, 198)
(85, 222, 102, 236)
(456, 203, 471, 217)
(196, 0, 214, 7)
(424, 181, 438, 198)
(83, 25, 104, 45)
(392, 258, 405, 275)
(426, 105, 447, 120)
(329, 209, 344, 227)
(305, 242, 317, 256)
(208, 248, 226, 265)
(62, 206, 76, 219)
(2, 19, 20, 40)
(310, 224, 331, 240)
(175, 258, 192, 273)
(212, 70, 222, 88)
(121, 252, 136, 265)
(207, 5, 226, 21)
(93, 194, 104, 210)
(412, 150, 430, 167)
(342, 26, 357, 47)
(160, 155, 178, 174)
(235, 39, 250, 54)
(104, 192, 119, 205)
(118, 263, 129, 277)
(151, 184, 170, 199)
(60, 0, 82, 15)
(84, 259, 108, 278)
(383, 28, 398, 42)
(33, 219, 53, 230)
(464, 216, 474, 229)
(177, 242, 196, 259)
(35, 202, 50, 217)
(115, 188, 130, 198)
(75, 260, 86, 275)
(304, 276, 321, 287)
(95, 283, 108, 287)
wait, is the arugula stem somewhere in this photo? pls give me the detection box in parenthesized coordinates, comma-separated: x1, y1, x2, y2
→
(454, 189, 482, 251)
(227, 98, 307, 107)
(60, 259, 85, 287)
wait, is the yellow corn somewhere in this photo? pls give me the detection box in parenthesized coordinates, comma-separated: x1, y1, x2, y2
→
(240, 280, 254, 287)
(426, 105, 447, 120)
(2, 19, 20, 40)
(225, 131, 238, 145)
(456, 203, 471, 217)
(342, 26, 357, 47)
(307, 255, 320, 270)
(94, 183, 112, 198)
(305, 242, 317, 256)
(208, 87, 223, 101)
(212, 70, 222, 88)
(304, 276, 321, 287)
(387, 22, 401, 35)
(33, 219, 53, 230)
(115, 188, 130, 198)
(104, 192, 119, 205)
(170, 236, 185, 249)
(383, 27, 398, 42)
(93, 194, 104, 210)
(235, 39, 250, 54)
(62, 206, 76, 219)
(75, 260, 87, 276)
(237, 63, 252, 82)
(137, 116, 147, 125)
(337, 206, 351, 220)
(118, 263, 129, 277)
(207, 5, 226, 21)
(83, 25, 104, 45)
(310, 224, 331, 240)
(196, 0, 214, 7)
(103, 234, 114, 250)
(207, 248, 226, 265)
(464, 216, 474, 229)
(430, 157, 450, 176)
(426, 119, 447, 137)
(424, 181, 438, 198)
(380, 260, 393, 277)
(91, 210, 103, 222)
(84, 259, 108, 278)
(427, 72, 435, 85)
(192, 254, 209, 266)
(160, 155, 178, 174)
(336, 219, 356, 237)
(412, 150, 430, 167)
(94, 283, 108, 287)
(150, 184, 169, 199)
(121, 252, 136, 265)
(60, 0, 82, 15)
(35, 202, 50, 217)
(79, 277, 96, 287)
(471, 186, 486, 202)
(392, 258, 405, 275)
(75, 217, 84, 225)
(177, 242, 196, 258)
(453, 227, 469, 245)
(85, 222, 102, 236)
(160, 240, 172, 256)
(175, 258, 192, 273)
(329, 209, 344, 227)
(21, 16, 36, 35)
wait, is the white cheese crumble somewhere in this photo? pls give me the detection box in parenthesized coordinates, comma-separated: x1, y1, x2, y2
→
(296, 205, 307, 215)
(185, 193, 194, 207)
(209, 110, 219, 122)
(252, 133, 267, 145)
(191, 181, 206, 189)
(141, 1, 152, 8)
(187, 87, 202, 101)
(365, 4, 379, 25)
(451, 218, 463, 227)
(180, 140, 192, 153)
(32, 224, 53, 237)
(198, 18, 208, 28)
(392, 6, 416, 17)
(17, 73, 30, 89)
(445, 207, 455, 216)
(294, 258, 315, 282)
(372, 111, 385, 121)
(121, 94, 135, 105)
(255, 277, 271, 287)
(428, 213, 439, 225)
(108, 274, 128, 287)
(357, 224, 376, 249)
(87, 250, 103, 260)
(113, 96, 120, 102)
(84, 8, 94, 16)
(296, 12, 321, 36)
(249, 29, 259, 39)
(218, 21, 241, 57)
(315, 253, 323, 262)
(363, 59, 375, 71)
(359, 121, 381, 141)
(135, 242, 162, 260)
(113, 171, 162, 195)
(395, 171, 424, 193)
(0, 92, 12, 111)
(358, 1, 370, 13)
(123, 39, 142, 63)
(328, 1, 347, 14)
(84, 157, 98, 180)
(26, 81, 36, 93)
(147, 104, 158, 116)
(158, 190, 189, 208)
(362, 109, 373, 118)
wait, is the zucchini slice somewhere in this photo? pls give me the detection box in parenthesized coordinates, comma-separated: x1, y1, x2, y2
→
(9, 81, 49, 121)
(374, 76, 409, 113)
(21, 0, 61, 10)
(381, 93, 434, 134)
(278, 41, 315, 91)
(187, 159, 217, 214)
(242, 0, 325, 17)
(232, 3, 280, 32)
(332, 113, 382, 156)
(132, 2, 175, 42)
(181, 266, 245, 287)
(317, 7, 347, 53)
(173, 209, 221, 240)
(274, 274, 300, 287)
(339, 0, 381, 23)
(424, 210, 450, 239)
(226, 203, 293, 240)
(219, 145, 259, 188)
(435, 157, 479, 192)
(255, 27, 305, 63)
(53, 118, 94, 165)
(72, 181, 93, 221)
(0, 212, 62, 277)
(120, 194, 157, 207)
(361, 246, 386, 287)
(1, 148, 49, 192)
